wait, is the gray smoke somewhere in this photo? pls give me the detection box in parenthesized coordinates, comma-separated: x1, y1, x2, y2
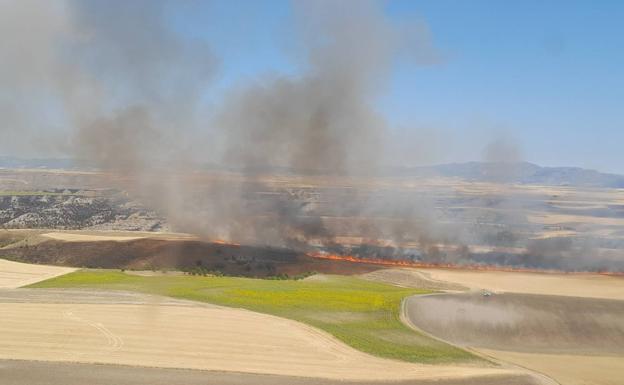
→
(67, 0, 216, 174)
(118, 0, 440, 248)
(205, 0, 414, 246)
(1, 0, 433, 237)
(1, 0, 619, 271)
(0, 0, 71, 156)
(0, 0, 215, 164)
(216, 1, 394, 175)
(1, 0, 219, 235)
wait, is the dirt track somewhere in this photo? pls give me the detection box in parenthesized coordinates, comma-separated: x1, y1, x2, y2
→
(0, 289, 522, 383)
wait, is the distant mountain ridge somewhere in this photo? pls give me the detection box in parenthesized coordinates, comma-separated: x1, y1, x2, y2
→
(1, 156, 622, 188)
(0, 156, 77, 170)
(392, 161, 624, 188)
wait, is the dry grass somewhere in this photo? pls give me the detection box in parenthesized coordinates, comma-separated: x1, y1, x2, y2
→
(419, 268, 624, 300)
(32, 270, 477, 363)
(42, 232, 147, 242)
(41, 231, 196, 242)
(0, 258, 76, 288)
(362, 268, 468, 291)
(0, 301, 515, 381)
(478, 350, 624, 385)
(528, 213, 624, 226)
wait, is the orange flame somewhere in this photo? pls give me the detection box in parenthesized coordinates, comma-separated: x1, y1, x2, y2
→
(307, 252, 624, 277)
(204, 239, 623, 277)
(212, 239, 241, 246)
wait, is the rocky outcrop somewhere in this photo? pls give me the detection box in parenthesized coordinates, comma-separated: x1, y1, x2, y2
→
(0, 192, 168, 231)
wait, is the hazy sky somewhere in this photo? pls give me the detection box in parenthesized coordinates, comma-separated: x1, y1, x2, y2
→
(2, 0, 623, 173)
(193, 0, 624, 173)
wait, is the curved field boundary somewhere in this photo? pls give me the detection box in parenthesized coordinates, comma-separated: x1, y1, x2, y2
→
(417, 268, 624, 300)
(400, 294, 558, 385)
(30, 270, 477, 364)
(403, 291, 624, 385)
(1, 294, 518, 382)
(404, 292, 624, 355)
(0, 258, 76, 288)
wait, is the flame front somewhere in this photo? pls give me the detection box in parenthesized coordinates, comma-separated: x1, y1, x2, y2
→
(307, 251, 624, 276)
(207, 238, 623, 277)
(212, 239, 241, 246)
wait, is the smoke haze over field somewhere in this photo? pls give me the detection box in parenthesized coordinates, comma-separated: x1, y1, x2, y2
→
(1, 0, 622, 271)
(1, 0, 216, 161)
(1, 0, 439, 243)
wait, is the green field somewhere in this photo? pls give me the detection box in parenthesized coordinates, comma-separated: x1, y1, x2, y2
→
(31, 270, 478, 364)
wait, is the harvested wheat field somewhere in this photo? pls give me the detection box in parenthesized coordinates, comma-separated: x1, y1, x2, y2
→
(0, 293, 520, 383)
(41, 232, 147, 242)
(0, 259, 75, 289)
(417, 268, 624, 300)
(41, 231, 195, 242)
(0, 359, 542, 385)
(477, 351, 624, 385)
(404, 293, 624, 354)
(362, 268, 468, 291)
(404, 291, 624, 385)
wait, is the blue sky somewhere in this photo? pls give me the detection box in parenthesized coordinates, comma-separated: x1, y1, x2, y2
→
(169, 0, 623, 173)
(384, 0, 624, 172)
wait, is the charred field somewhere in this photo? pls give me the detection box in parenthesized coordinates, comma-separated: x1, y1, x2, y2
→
(0, 235, 381, 277)
(2, 1, 623, 384)
(2, 167, 624, 276)
(3, 168, 624, 385)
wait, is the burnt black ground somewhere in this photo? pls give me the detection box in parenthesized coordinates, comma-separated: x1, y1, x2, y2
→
(1, 238, 380, 277)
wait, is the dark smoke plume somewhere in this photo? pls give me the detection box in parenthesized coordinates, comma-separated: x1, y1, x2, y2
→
(67, 0, 216, 175)
(216, 1, 394, 175)
(1, 0, 620, 272)
(207, 0, 431, 247)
